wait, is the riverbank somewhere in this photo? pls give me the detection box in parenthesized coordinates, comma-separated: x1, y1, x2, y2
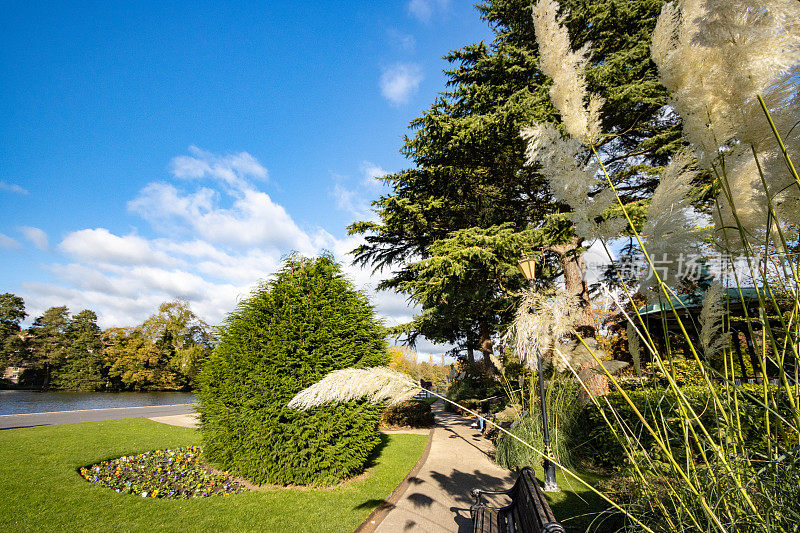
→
(0, 403, 196, 430)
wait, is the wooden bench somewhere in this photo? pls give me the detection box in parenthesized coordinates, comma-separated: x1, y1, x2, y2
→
(470, 467, 565, 533)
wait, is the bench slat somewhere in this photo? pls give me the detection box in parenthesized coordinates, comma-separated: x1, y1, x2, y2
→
(471, 467, 562, 533)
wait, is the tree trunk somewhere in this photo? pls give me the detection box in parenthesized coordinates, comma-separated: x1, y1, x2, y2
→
(732, 330, 749, 381)
(465, 333, 475, 364)
(549, 237, 595, 338)
(549, 238, 605, 400)
(478, 319, 494, 363)
(743, 328, 762, 383)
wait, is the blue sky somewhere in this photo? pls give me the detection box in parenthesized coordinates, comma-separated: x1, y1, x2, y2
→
(0, 1, 493, 355)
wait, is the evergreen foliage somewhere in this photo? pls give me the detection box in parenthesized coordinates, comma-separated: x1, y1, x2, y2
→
(380, 400, 435, 428)
(197, 254, 389, 486)
(350, 0, 689, 358)
(50, 310, 105, 391)
(0, 293, 26, 372)
(28, 306, 70, 388)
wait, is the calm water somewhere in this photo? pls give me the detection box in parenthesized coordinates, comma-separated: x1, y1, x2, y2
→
(0, 390, 196, 416)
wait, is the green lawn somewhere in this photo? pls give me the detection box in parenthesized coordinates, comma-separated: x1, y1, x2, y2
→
(0, 418, 428, 533)
(540, 469, 621, 533)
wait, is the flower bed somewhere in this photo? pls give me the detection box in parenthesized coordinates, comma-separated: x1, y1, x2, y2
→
(79, 445, 246, 498)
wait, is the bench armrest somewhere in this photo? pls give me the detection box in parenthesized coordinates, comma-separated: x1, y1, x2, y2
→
(470, 487, 515, 508)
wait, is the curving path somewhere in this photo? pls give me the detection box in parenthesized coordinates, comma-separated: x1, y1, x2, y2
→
(366, 401, 514, 533)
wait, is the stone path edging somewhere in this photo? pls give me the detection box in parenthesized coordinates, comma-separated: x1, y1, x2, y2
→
(354, 426, 436, 533)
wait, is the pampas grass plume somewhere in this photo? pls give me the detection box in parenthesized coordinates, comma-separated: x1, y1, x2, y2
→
(627, 322, 642, 377)
(532, 0, 603, 142)
(506, 288, 581, 370)
(287, 367, 421, 410)
(700, 282, 730, 359)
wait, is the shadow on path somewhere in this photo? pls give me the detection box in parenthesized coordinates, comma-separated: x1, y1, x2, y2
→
(370, 400, 515, 532)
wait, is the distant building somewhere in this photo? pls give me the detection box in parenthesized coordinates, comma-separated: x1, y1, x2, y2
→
(3, 366, 24, 384)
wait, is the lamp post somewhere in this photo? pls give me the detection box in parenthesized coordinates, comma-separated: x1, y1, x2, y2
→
(517, 254, 559, 492)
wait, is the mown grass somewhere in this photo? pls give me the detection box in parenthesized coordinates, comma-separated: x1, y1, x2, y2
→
(0, 418, 428, 533)
(539, 469, 619, 533)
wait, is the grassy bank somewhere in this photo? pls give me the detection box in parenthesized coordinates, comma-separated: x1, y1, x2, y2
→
(0, 418, 427, 532)
(540, 469, 618, 533)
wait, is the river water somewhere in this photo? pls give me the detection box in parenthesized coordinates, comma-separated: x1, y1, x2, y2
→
(0, 390, 196, 416)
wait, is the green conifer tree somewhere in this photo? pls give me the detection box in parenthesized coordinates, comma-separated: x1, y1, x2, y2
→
(0, 293, 27, 374)
(51, 310, 106, 391)
(350, 0, 688, 359)
(28, 306, 70, 388)
(198, 254, 388, 485)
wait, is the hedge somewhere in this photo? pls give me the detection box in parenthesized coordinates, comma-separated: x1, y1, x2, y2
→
(380, 400, 435, 428)
(575, 384, 798, 470)
(197, 254, 388, 485)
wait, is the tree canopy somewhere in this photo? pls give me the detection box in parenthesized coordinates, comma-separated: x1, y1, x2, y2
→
(198, 254, 389, 485)
(350, 0, 683, 360)
(0, 295, 213, 392)
(0, 293, 26, 371)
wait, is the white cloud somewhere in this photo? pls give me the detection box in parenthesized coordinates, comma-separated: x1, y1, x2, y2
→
(127, 147, 309, 251)
(18, 226, 49, 251)
(360, 161, 388, 189)
(0, 233, 20, 249)
(19, 148, 448, 353)
(170, 146, 268, 191)
(0, 181, 28, 195)
(332, 182, 369, 220)
(387, 29, 416, 52)
(330, 161, 389, 221)
(380, 63, 423, 105)
(129, 183, 314, 252)
(407, 0, 450, 23)
(59, 228, 178, 267)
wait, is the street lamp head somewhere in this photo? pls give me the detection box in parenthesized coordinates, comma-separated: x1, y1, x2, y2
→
(517, 255, 536, 281)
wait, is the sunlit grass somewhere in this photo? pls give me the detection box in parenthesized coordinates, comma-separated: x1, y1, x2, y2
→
(0, 418, 427, 533)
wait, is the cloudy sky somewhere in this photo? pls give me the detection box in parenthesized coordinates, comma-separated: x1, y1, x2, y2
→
(0, 1, 492, 356)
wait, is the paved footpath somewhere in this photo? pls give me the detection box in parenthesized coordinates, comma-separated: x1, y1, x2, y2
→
(0, 403, 196, 430)
(371, 401, 514, 533)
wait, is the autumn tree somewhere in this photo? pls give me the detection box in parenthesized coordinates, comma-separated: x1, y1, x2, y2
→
(102, 301, 212, 390)
(141, 300, 214, 389)
(105, 328, 165, 390)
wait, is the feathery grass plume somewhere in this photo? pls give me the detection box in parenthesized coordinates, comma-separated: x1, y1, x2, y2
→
(640, 150, 708, 289)
(627, 321, 642, 377)
(699, 282, 730, 360)
(523, 1, 627, 241)
(505, 288, 584, 371)
(521, 124, 621, 241)
(489, 351, 505, 374)
(712, 147, 772, 249)
(531, 0, 604, 143)
(287, 367, 420, 410)
(652, 0, 800, 166)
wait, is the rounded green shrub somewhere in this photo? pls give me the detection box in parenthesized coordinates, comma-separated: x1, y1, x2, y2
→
(197, 254, 388, 485)
(380, 400, 435, 428)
